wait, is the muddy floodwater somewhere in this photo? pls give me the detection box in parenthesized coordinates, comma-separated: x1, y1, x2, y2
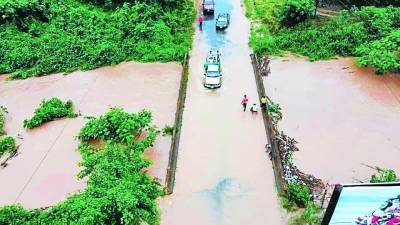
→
(265, 56, 400, 184)
(159, 0, 285, 224)
(0, 62, 181, 208)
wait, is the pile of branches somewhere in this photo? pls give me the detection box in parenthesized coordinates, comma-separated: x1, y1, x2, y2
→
(274, 131, 327, 202)
(256, 53, 330, 204)
(258, 56, 271, 77)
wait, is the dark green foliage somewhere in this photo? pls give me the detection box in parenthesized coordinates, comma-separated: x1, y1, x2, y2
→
(0, 135, 15, 157)
(0, 109, 162, 224)
(290, 203, 322, 225)
(0, 106, 7, 135)
(0, 0, 49, 26)
(0, 205, 37, 224)
(278, 0, 316, 26)
(162, 124, 174, 136)
(370, 168, 399, 183)
(320, 0, 400, 7)
(356, 30, 400, 74)
(280, 195, 297, 211)
(0, 0, 194, 79)
(287, 181, 311, 207)
(251, 6, 400, 74)
(78, 108, 157, 147)
(23, 97, 77, 129)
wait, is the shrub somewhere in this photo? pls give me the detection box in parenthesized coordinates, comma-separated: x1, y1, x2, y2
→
(0, 0, 49, 26)
(0, 136, 15, 157)
(0, 108, 162, 224)
(0, 106, 7, 135)
(162, 124, 174, 136)
(78, 108, 156, 147)
(0, 0, 195, 79)
(278, 0, 316, 27)
(23, 97, 77, 129)
(250, 6, 400, 74)
(370, 168, 399, 183)
(320, 0, 400, 7)
(280, 195, 297, 211)
(287, 181, 311, 207)
(0, 205, 35, 224)
(356, 30, 400, 74)
(290, 203, 322, 225)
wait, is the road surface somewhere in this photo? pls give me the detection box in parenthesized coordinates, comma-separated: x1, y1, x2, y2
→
(160, 0, 285, 224)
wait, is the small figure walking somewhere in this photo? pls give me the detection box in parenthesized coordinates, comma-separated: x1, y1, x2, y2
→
(241, 95, 248, 112)
(250, 103, 258, 113)
(198, 15, 204, 30)
(260, 96, 267, 111)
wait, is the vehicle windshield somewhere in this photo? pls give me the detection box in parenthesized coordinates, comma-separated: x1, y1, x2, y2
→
(206, 65, 220, 77)
(217, 18, 227, 22)
(204, 0, 213, 5)
(206, 71, 220, 77)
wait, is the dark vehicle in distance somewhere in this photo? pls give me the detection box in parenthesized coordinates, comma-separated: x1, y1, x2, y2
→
(202, 0, 215, 14)
(216, 13, 230, 30)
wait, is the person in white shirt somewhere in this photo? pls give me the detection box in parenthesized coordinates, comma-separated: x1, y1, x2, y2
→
(250, 103, 258, 113)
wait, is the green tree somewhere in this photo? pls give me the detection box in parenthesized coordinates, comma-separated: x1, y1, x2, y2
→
(370, 168, 399, 183)
(278, 0, 316, 27)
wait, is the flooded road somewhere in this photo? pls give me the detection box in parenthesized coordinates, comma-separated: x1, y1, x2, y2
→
(265, 56, 400, 184)
(0, 62, 181, 208)
(160, 0, 285, 224)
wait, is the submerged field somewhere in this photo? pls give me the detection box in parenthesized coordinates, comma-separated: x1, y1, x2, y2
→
(0, 61, 181, 212)
(264, 55, 400, 183)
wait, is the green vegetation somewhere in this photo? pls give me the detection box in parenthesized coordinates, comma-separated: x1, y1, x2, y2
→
(162, 124, 174, 136)
(77, 108, 155, 145)
(0, 106, 7, 135)
(246, 0, 400, 74)
(278, 0, 316, 27)
(287, 181, 311, 207)
(0, 0, 194, 79)
(370, 167, 399, 183)
(322, 0, 400, 7)
(23, 97, 77, 129)
(0, 108, 162, 224)
(281, 182, 323, 225)
(290, 203, 323, 225)
(0, 136, 15, 157)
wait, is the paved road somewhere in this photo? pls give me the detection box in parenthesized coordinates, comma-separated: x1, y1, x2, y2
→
(161, 0, 284, 225)
(160, 0, 285, 224)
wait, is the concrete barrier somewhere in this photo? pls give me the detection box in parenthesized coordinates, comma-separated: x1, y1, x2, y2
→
(165, 54, 190, 194)
(250, 53, 287, 194)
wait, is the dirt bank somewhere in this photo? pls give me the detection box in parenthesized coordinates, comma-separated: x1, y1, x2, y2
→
(0, 61, 181, 208)
(264, 55, 400, 184)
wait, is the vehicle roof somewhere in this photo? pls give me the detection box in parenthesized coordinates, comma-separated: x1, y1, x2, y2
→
(207, 65, 220, 71)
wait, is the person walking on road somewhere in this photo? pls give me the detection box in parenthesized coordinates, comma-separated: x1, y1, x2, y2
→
(241, 95, 248, 112)
(260, 96, 267, 111)
(198, 15, 204, 30)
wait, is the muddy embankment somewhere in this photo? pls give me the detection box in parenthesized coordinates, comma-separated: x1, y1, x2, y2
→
(264, 55, 400, 184)
(0, 61, 181, 208)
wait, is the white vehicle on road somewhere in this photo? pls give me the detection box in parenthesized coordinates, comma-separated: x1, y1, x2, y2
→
(203, 63, 222, 89)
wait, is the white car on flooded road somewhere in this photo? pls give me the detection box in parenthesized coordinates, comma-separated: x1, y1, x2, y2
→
(203, 63, 222, 89)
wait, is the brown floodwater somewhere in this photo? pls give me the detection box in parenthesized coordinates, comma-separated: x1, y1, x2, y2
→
(159, 0, 285, 224)
(0, 61, 181, 208)
(264, 55, 400, 184)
